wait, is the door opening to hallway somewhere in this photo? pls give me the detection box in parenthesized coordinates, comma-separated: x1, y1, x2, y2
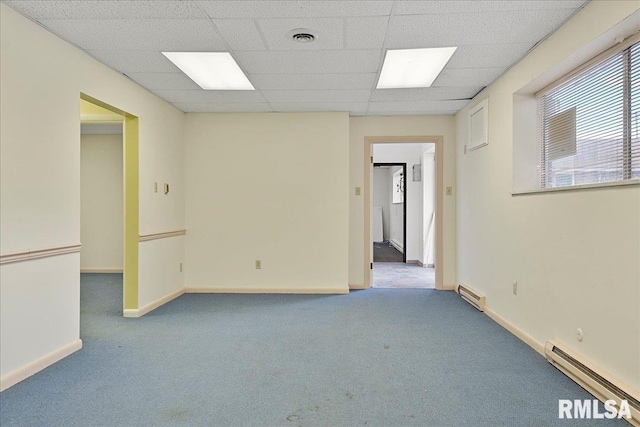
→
(373, 163, 406, 264)
(371, 143, 436, 289)
(80, 98, 125, 328)
(79, 94, 139, 319)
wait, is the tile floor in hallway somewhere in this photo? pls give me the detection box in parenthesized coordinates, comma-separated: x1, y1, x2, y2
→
(372, 262, 435, 289)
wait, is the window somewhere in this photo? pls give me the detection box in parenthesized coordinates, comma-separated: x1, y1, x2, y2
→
(537, 39, 640, 189)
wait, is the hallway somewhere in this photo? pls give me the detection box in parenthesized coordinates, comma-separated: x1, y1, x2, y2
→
(372, 262, 435, 289)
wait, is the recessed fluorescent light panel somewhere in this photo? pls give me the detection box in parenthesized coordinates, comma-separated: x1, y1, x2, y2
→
(376, 47, 457, 89)
(162, 52, 254, 90)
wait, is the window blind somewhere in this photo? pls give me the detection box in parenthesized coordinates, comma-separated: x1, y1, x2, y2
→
(537, 39, 639, 189)
(631, 41, 640, 180)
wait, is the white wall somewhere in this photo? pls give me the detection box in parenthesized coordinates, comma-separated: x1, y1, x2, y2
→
(372, 167, 390, 241)
(422, 151, 436, 266)
(349, 116, 457, 287)
(388, 166, 406, 251)
(0, 4, 185, 383)
(184, 113, 349, 293)
(80, 133, 123, 271)
(455, 1, 640, 389)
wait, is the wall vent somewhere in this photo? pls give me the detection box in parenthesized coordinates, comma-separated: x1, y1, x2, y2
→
(545, 340, 639, 425)
(455, 284, 485, 311)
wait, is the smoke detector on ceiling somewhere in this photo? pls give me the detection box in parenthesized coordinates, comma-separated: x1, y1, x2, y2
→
(288, 28, 316, 43)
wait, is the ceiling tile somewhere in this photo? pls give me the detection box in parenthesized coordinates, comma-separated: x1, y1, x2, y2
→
(2, 0, 591, 117)
(345, 16, 389, 50)
(175, 103, 273, 113)
(152, 90, 267, 104)
(125, 73, 201, 91)
(262, 90, 371, 103)
(271, 102, 368, 114)
(38, 19, 227, 51)
(367, 100, 470, 113)
(446, 43, 535, 69)
(257, 18, 343, 50)
(433, 67, 505, 87)
(366, 110, 459, 116)
(370, 87, 482, 102)
(213, 19, 267, 51)
(394, 1, 587, 15)
(3, 1, 208, 19)
(249, 73, 377, 90)
(196, 1, 393, 19)
(234, 50, 382, 74)
(87, 50, 179, 73)
(387, 9, 580, 48)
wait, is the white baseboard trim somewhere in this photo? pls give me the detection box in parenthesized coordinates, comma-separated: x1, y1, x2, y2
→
(80, 268, 123, 273)
(0, 339, 82, 392)
(123, 288, 185, 318)
(185, 287, 349, 295)
(484, 307, 545, 356)
(349, 283, 367, 290)
(389, 240, 404, 254)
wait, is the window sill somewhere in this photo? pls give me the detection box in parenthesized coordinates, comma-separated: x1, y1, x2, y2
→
(512, 179, 640, 196)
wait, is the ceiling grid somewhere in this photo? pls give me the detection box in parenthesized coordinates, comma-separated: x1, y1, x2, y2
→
(2, 0, 589, 115)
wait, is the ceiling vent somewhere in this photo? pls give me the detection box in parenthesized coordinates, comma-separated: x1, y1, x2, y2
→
(292, 33, 315, 43)
(289, 29, 316, 43)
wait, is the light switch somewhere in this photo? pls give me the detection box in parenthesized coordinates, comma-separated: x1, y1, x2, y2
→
(446, 186, 453, 196)
(355, 187, 361, 196)
(154, 182, 158, 193)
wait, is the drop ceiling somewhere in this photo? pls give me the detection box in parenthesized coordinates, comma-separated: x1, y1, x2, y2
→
(3, 0, 589, 115)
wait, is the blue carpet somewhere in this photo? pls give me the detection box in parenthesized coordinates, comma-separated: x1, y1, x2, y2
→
(0, 273, 625, 426)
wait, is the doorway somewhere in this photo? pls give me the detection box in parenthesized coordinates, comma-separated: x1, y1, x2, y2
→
(79, 94, 139, 315)
(371, 144, 436, 289)
(373, 163, 406, 263)
(364, 136, 444, 290)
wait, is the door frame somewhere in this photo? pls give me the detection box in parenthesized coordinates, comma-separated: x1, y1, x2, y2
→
(364, 136, 444, 290)
(80, 93, 139, 313)
(373, 162, 407, 263)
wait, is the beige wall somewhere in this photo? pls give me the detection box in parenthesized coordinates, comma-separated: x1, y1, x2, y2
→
(184, 113, 350, 292)
(0, 4, 185, 380)
(80, 134, 123, 271)
(349, 116, 457, 286)
(455, 1, 640, 389)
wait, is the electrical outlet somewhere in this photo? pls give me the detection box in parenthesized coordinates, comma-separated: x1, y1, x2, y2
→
(513, 281, 518, 295)
(255, 260, 262, 269)
(576, 328, 584, 342)
(179, 262, 183, 272)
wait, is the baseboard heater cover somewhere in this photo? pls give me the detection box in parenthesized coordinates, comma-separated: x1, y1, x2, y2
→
(455, 284, 486, 311)
(545, 340, 639, 425)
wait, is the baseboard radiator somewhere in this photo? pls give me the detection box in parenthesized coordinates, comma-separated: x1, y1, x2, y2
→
(545, 340, 640, 425)
(455, 284, 485, 311)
